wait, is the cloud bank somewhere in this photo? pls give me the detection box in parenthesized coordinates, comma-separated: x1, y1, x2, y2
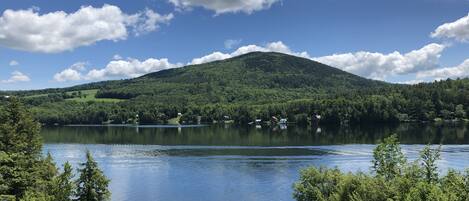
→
(54, 59, 182, 82)
(431, 13, 469, 42)
(313, 43, 445, 80)
(169, 0, 280, 14)
(0, 5, 173, 53)
(2, 71, 30, 83)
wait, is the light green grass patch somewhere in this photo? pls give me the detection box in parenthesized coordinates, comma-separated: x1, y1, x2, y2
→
(65, 89, 124, 103)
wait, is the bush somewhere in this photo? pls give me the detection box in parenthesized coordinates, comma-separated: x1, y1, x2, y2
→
(293, 134, 469, 201)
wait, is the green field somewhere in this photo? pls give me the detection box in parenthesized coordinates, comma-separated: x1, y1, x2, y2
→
(24, 89, 124, 103)
(65, 89, 123, 103)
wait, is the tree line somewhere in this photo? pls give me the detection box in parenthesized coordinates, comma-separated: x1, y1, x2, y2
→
(3, 78, 469, 125)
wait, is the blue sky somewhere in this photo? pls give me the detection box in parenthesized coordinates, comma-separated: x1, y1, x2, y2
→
(1, 0, 469, 90)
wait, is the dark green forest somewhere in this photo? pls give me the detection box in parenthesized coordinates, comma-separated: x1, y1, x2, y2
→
(1, 52, 468, 125)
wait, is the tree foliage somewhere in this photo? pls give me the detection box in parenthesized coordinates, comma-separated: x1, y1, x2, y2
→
(294, 135, 469, 201)
(0, 98, 110, 200)
(2, 52, 467, 125)
(75, 151, 110, 201)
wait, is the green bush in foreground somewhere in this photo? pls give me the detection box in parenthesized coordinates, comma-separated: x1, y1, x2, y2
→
(293, 134, 469, 201)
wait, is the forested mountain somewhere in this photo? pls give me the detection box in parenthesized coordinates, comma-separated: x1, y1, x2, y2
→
(95, 51, 386, 104)
(1, 52, 468, 125)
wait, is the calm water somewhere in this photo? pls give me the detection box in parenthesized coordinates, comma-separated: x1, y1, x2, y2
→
(42, 123, 469, 201)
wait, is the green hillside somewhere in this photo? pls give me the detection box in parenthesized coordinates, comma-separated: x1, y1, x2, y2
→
(1, 52, 468, 125)
(94, 52, 386, 105)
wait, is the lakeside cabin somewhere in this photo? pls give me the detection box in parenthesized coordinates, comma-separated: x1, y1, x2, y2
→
(255, 119, 262, 124)
(279, 118, 287, 124)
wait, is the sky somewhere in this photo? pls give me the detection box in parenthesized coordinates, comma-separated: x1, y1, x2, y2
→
(0, 0, 469, 90)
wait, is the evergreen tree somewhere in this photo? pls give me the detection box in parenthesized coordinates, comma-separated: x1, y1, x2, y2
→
(75, 151, 110, 201)
(0, 98, 75, 200)
(52, 162, 74, 201)
(0, 97, 44, 198)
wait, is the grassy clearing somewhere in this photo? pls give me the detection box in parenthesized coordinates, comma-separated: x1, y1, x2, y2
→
(65, 89, 123, 103)
(24, 93, 49, 98)
(24, 89, 124, 103)
(167, 116, 181, 125)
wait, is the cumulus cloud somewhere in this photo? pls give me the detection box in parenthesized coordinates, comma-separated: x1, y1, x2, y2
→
(313, 43, 445, 80)
(54, 68, 82, 82)
(169, 0, 280, 14)
(54, 58, 182, 82)
(431, 13, 469, 42)
(0, 5, 173, 53)
(190, 41, 310, 65)
(416, 59, 469, 80)
(224, 39, 242, 49)
(127, 8, 174, 36)
(53, 62, 88, 82)
(86, 58, 180, 80)
(9, 60, 19, 66)
(1, 71, 30, 83)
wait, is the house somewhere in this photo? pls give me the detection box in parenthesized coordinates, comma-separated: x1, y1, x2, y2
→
(279, 118, 287, 124)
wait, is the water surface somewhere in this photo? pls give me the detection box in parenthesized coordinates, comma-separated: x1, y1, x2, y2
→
(42, 123, 469, 201)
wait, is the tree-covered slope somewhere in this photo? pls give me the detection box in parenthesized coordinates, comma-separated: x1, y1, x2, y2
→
(94, 52, 386, 105)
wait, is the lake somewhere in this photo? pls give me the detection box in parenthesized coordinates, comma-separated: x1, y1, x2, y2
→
(42, 123, 469, 201)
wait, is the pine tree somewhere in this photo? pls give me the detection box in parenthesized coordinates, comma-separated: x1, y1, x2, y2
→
(52, 162, 74, 201)
(0, 98, 75, 200)
(75, 151, 110, 201)
(0, 97, 43, 198)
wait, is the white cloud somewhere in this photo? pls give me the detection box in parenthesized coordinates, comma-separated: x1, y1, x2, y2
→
(397, 79, 426, 85)
(86, 58, 181, 80)
(54, 68, 82, 82)
(69, 62, 87, 71)
(169, 0, 280, 14)
(313, 43, 445, 80)
(224, 39, 242, 49)
(1, 71, 30, 83)
(416, 59, 469, 80)
(431, 13, 469, 42)
(53, 62, 88, 82)
(190, 41, 310, 65)
(0, 5, 172, 53)
(9, 60, 19, 66)
(127, 8, 174, 36)
(54, 58, 182, 82)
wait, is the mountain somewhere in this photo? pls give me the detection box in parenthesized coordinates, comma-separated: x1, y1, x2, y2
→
(93, 52, 387, 105)
(2, 52, 468, 125)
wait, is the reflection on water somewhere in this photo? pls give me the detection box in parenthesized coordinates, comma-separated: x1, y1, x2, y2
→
(42, 123, 469, 201)
(41, 122, 469, 145)
(145, 147, 336, 157)
(44, 144, 469, 201)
